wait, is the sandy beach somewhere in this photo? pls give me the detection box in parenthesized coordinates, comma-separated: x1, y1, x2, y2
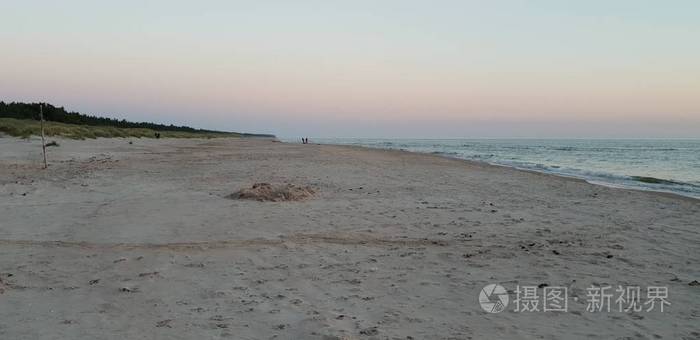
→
(0, 136, 698, 339)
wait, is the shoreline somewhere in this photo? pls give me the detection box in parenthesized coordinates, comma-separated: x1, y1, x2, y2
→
(5, 134, 699, 203)
(3, 134, 699, 203)
(311, 140, 700, 202)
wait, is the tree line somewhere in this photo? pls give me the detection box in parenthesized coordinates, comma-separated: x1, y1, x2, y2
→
(0, 101, 266, 135)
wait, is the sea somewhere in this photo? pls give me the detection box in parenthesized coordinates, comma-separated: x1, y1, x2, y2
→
(301, 138, 700, 199)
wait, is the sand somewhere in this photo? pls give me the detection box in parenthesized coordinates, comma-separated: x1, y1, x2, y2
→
(0, 136, 698, 339)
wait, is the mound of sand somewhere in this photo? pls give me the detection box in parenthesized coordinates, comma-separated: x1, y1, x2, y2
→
(230, 183, 315, 202)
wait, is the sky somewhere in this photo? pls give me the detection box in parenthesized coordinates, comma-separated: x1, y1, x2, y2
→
(1, 0, 699, 138)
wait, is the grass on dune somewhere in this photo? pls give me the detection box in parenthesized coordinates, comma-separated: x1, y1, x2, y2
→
(0, 118, 241, 139)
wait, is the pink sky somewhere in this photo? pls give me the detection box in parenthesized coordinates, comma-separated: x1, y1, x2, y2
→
(2, 1, 699, 137)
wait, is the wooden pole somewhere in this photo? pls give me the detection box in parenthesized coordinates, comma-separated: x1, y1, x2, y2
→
(39, 104, 47, 169)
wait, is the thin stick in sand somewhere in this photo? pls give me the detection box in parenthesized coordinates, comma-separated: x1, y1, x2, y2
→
(39, 103, 47, 169)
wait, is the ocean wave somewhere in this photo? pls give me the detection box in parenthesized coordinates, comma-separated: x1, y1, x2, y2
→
(474, 159, 700, 197)
(438, 154, 698, 199)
